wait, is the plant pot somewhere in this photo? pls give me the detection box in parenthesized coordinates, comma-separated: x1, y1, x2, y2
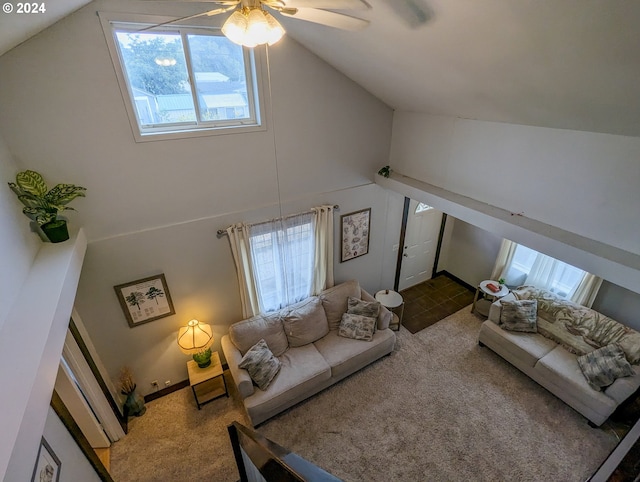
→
(123, 386, 146, 418)
(41, 219, 69, 243)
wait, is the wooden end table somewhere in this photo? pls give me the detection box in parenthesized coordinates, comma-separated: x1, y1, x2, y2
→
(187, 351, 228, 409)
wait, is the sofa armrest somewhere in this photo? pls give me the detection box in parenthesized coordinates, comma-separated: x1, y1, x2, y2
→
(362, 289, 392, 330)
(221, 334, 254, 400)
(488, 292, 517, 324)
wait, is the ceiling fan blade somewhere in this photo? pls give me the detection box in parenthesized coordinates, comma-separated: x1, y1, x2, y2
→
(281, 0, 370, 10)
(280, 8, 369, 30)
(137, 7, 233, 32)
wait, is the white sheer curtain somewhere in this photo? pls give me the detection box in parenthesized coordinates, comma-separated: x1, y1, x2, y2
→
(312, 205, 334, 294)
(491, 239, 602, 308)
(226, 223, 261, 318)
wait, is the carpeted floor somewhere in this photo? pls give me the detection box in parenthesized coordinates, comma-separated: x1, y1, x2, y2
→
(111, 306, 620, 481)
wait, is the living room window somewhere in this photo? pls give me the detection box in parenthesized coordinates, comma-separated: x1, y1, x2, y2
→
(100, 14, 263, 141)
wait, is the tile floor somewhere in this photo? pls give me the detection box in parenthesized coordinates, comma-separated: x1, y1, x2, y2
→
(399, 274, 476, 334)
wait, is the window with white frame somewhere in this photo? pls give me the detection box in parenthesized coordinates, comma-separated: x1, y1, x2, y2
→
(504, 244, 586, 299)
(249, 213, 316, 312)
(101, 15, 262, 140)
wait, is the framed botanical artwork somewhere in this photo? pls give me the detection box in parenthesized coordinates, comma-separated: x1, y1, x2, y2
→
(32, 437, 60, 482)
(340, 208, 371, 262)
(114, 274, 176, 328)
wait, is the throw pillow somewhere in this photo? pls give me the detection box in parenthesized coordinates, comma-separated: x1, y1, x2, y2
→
(500, 299, 538, 333)
(239, 339, 281, 391)
(282, 297, 330, 347)
(338, 313, 376, 341)
(347, 296, 380, 333)
(577, 343, 634, 391)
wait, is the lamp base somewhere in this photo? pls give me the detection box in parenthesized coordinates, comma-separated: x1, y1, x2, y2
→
(192, 348, 212, 368)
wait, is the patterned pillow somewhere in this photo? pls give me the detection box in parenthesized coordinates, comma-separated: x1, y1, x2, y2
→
(338, 313, 376, 341)
(239, 339, 281, 390)
(500, 299, 538, 333)
(577, 343, 634, 391)
(347, 297, 380, 333)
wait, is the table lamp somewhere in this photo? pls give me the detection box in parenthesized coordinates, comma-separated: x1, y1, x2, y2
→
(177, 319, 214, 368)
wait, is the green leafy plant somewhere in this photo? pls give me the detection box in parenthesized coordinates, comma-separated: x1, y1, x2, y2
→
(8, 170, 86, 226)
(377, 165, 392, 178)
(498, 278, 506, 285)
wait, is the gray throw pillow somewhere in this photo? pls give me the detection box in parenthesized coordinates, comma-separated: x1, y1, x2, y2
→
(239, 339, 281, 390)
(500, 299, 538, 333)
(577, 343, 634, 391)
(347, 296, 381, 333)
(338, 313, 376, 341)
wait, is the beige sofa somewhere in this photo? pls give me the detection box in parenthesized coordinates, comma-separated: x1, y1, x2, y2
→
(221, 280, 396, 426)
(479, 287, 640, 426)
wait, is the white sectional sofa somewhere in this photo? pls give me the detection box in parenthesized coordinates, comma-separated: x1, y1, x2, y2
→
(221, 280, 396, 426)
(478, 287, 640, 426)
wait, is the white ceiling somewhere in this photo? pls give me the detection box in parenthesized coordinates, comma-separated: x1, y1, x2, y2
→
(2, 0, 640, 137)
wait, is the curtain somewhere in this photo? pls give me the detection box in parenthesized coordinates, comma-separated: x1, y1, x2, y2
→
(311, 205, 335, 294)
(226, 223, 260, 318)
(249, 212, 315, 312)
(490, 239, 517, 281)
(571, 273, 603, 308)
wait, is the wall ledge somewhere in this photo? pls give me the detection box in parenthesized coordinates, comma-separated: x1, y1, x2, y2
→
(376, 172, 640, 293)
(0, 227, 87, 481)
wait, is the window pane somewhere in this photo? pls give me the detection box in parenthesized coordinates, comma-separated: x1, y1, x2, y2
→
(115, 31, 196, 127)
(186, 34, 252, 122)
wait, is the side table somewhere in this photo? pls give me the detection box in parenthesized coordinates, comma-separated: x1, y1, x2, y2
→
(471, 280, 510, 316)
(375, 289, 404, 331)
(187, 351, 228, 409)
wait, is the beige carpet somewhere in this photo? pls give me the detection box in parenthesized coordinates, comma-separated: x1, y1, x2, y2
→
(111, 306, 619, 481)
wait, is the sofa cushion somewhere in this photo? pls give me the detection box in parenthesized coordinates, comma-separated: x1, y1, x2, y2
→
(229, 312, 288, 357)
(314, 328, 396, 379)
(480, 320, 557, 368)
(239, 339, 281, 390)
(500, 299, 537, 333)
(604, 365, 640, 404)
(513, 286, 640, 363)
(338, 313, 376, 341)
(320, 280, 361, 330)
(282, 297, 329, 347)
(243, 344, 331, 416)
(577, 343, 635, 391)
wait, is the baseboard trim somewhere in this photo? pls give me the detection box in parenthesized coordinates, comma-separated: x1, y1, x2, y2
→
(144, 363, 229, 403)
(436, 270, 475, 292)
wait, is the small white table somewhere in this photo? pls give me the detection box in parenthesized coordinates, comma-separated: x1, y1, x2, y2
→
(375, 289, 404, 331)
(187, 352, 228, 409)
(471, 280, 510, 316)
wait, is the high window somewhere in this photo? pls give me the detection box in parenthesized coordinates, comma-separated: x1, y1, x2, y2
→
(100, 15, 263, 141)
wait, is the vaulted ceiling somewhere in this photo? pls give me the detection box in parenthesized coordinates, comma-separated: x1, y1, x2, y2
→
(2, 0, 640, 137)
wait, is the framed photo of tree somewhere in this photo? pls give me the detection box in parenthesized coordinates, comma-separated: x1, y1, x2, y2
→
(114, 274, 175, 327)
(340, 208, 371, 262)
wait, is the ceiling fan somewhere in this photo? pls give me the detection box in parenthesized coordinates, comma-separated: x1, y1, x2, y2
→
(145, 0, 372, 48)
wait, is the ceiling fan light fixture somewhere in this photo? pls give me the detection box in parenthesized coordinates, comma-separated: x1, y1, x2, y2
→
(222, 6, 285, 48)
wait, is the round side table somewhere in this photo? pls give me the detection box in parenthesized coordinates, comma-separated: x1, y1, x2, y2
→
(471, 280, 510, 316)
(375, 289, 404, 331)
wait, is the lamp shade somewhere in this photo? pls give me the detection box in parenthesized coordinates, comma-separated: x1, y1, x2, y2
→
(222, 7, 285, 48)
(177, 319, 214, 355)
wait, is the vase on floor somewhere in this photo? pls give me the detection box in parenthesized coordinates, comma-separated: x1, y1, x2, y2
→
(123, 385, 146, 417)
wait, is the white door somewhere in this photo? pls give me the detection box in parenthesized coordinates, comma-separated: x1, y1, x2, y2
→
(398, 200, 443, 291)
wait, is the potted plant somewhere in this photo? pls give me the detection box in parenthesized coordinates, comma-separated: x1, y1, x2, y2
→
(119, 367, 146, 417)
(8, 170, 86, 243)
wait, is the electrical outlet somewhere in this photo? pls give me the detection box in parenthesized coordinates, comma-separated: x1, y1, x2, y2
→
(151, 380, 158, 389)
(164, 380, 171, 387)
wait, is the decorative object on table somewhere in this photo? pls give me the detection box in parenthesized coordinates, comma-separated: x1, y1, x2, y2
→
(8, 169, 86, 243)
(114, 274, 175, 327)
(498, 278, 506, 286)
(340, 208, 371, 262)
(119, 366, 146, 417)
(177, 319, 215, 368)
(377, 165, 391, 178)
(31, 437, 60, 482)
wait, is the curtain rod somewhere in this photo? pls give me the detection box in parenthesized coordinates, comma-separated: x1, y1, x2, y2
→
(217, 204, 339, 237)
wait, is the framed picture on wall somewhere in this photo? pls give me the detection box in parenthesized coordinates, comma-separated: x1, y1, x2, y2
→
(340, 208, 371, 262)
(31, 437, 61, 482)
(114, 273, 176, 328)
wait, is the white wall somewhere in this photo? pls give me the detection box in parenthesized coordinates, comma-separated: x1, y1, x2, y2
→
(0, 1, 394, 397)
(390, 113, 640, 257)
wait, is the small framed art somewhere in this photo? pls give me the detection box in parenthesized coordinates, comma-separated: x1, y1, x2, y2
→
(114, 273, 175, 327)
(32, 437, 60, 482)
(340, 208, 371, 262)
